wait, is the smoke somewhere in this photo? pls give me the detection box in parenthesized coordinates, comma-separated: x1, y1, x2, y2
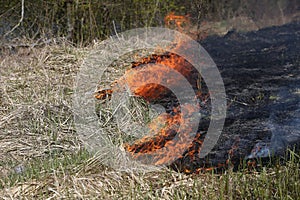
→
(246, 86, 300, 159)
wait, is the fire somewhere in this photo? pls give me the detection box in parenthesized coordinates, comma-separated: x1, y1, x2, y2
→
(94, 88, 113, 100)
(94, 12, 229, 173)
(164, 12, 190, 32)
(123, 103, 199, 165)
(107, 50, 202, 166)
(164, 12, 207, 40)
(118, 53, 195, 101)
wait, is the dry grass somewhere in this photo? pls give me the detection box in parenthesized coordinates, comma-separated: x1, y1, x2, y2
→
(94, 49, 157, 147)
(0, 42, 299, 199)
(0, 42, 84, 176)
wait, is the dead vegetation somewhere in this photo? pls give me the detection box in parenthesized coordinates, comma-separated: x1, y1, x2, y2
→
(0, 40, 299, 199)
(0, 42, 84, 176)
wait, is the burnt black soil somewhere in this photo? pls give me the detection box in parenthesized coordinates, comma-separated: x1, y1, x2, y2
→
(172, 21, 300, 172)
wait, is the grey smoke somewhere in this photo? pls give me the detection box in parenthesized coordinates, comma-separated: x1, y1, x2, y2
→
(246, 87, 300, 159)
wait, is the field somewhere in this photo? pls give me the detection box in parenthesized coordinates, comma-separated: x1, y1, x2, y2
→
(0, 39, 299, 199)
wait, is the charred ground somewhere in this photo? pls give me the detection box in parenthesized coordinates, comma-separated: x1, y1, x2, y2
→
(178, 20, 300, 172)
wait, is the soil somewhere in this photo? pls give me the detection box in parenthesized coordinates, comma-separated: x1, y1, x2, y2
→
(172, 20, 300, 172)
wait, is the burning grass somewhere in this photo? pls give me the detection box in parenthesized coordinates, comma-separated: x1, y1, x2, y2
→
(0, 42, 299, 199)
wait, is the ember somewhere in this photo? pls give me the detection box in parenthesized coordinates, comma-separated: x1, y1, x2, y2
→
(94, 88, 113, 100)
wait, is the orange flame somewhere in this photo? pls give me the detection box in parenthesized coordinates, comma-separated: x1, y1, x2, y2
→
(119, 53, 195, 102)
(164, 12, 190, 32)
(123, 103, 199, 165)
(94, 12, 228, 173)
(94, 88, 113, 100)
